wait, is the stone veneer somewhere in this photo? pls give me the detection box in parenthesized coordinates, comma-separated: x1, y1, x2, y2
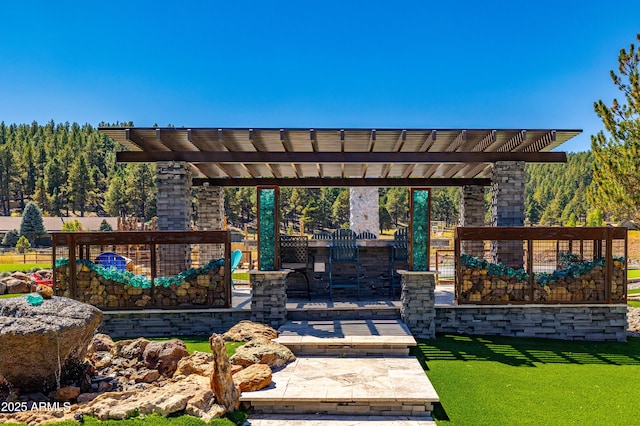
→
(250, 270, 288, 328)
(435, 305, 628, 342)
(490, 161, 525, 268)
(197, 184, 225, 259)
(459, 185, 485, 258)
(98, 309, 251, 339)
(349, 187, 379, 237)
(399, 271, 437, 339)
(156, 161, 192, 275)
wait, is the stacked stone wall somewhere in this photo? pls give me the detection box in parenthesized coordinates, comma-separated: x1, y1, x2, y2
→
(99, 309, 251, 339)
(250, 271, 288, 328)
(399, 271, 436, 338)
(490, 161, 525, 268)
(459, 185, 485, 258)
(156, 161, 192, 275)
(197, 185, 225, 259)
(435, 305, 627, 342)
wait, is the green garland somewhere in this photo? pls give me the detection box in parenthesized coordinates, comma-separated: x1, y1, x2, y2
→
(55, 257, 225, 289)
(460, 253, 530, 282)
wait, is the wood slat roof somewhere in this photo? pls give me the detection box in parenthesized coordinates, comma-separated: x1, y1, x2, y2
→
(99, 127, 581, 187)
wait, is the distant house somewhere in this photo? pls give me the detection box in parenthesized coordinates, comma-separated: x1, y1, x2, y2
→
(0, 217, 119, 246)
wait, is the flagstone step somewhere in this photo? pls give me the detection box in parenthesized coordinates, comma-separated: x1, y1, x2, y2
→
(276, 319, 416, 356)
(246, 413, 436, 425)
(240, 356, 439, 418)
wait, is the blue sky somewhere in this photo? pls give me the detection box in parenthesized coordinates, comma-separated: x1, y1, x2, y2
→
(1, 1, 639, 153)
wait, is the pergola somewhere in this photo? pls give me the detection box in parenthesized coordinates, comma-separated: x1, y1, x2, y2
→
(100, 127, 581, 271)
(101, 128, 579, 187)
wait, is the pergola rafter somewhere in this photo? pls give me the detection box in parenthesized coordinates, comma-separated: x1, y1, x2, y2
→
(103, 127, 581, 188)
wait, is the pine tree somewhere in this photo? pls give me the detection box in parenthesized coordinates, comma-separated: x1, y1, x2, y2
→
(19, 201, 46, 244)
(588, 33, 640, 226)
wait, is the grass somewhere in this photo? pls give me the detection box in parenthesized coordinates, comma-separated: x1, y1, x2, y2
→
(148, 336, 244, 357)
(415, 334, 640, 425)
(0, 293, 22, 299)
(0, 263, 50, 273)
(628, 269, 640, 279)
(46, 413, 242, 426)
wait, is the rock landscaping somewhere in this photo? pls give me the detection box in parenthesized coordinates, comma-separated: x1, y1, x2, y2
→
(0, 309, 294, 425)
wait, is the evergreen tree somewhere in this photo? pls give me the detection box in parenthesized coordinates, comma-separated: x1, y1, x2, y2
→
(15, 235, 31, 253)
(1, 229, 19, 247)
(301, 199, 321, 232)
(19, 201, 46, 244)
(588, 33, 640, 227)
(99, 219, 113, 231)
(68, 154, 93, 216)
(104, 174, 127, 217)
(332, 190, 350, 227)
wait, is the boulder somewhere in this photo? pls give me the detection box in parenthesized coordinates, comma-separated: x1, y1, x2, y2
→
(223, 320, 278, 342)
(89, 333, 115, 353)
(233, 363, 272, 392)
(174, 351, 214, 378)
(130, 368, 161, 383)
(230, 337, 296, 369)
(0, 281, 6, 295)
(142, 340, 189, 376)
(111, 337, 150, 360)
(0, 296, 103, 392)
(36, 284, 53, 299)
(209, 333, 240, 411)
(5, 278, 29, 294)
(81, 375, 225, 421)
(54, 385, 81, 402)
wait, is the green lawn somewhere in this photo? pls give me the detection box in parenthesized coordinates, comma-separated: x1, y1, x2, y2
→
(149, 336, 244, 357)
(629, 269, 640, 279)
(416, 334, 640, 425)
(0, 263, 50, 273)
(0, 293, 22, 299)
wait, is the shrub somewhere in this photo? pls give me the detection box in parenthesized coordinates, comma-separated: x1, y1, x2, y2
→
(15, 236, 31, 254)
(1, 229, 19, 247)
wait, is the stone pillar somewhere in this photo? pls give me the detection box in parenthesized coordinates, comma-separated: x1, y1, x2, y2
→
(399, 270, 436, 339)
(156, 161, 192, 275)
(197, 184, 225, 260)
(349, 187, 379, 237)
(490, 161, 525, 268)
(459, 185, 485, 258)
(250, 270, 288, 328)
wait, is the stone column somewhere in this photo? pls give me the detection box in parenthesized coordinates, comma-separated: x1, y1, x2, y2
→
(156, 161, 192, 275)
(197, 184, 225, 260)
(459, 185, 485, 258)
(490, 161, 525, 268)
(399, 270, 436, 339)
(250, 270, 288, 328)
(349, 187, 379, 237)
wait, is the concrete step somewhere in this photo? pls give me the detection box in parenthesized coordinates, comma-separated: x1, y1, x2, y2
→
(286, 299, 401, 321)
(276, 319, 416, 356)
(240, 356, 439, 418)
(246, 413, 436, 425)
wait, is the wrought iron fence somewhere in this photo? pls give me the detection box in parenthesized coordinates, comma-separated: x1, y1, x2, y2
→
(455, 227, 627, 304)
(51, 231, 232, 310)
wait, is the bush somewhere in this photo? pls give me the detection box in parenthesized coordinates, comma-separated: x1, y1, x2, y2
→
(1, 229, 19, 247)
(15, 236, 31, 254)
(61, 219, 83, 231)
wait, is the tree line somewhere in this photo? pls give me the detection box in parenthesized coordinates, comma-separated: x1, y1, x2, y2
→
(0, 120, 156, 220)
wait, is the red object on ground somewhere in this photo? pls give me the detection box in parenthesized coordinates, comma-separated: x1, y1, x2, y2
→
(31, 272, 53, 288)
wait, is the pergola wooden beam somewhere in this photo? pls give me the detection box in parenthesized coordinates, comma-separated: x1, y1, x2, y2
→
(192, 177, 492, 187)
(117, 151, 567, 163)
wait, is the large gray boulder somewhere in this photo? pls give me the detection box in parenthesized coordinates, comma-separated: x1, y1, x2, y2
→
(0, 296, 103, 392)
